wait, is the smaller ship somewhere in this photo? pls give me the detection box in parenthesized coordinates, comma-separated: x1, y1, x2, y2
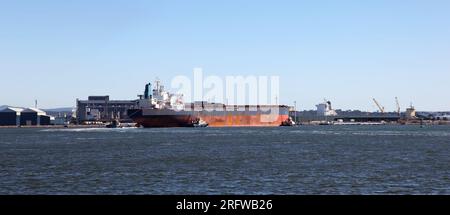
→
(280, 117, 296, 126)
(316, 99, 338, 117)
(193, 118, 208, 127)
(319, 121, 333, 126)
(106, 119, 121, 128)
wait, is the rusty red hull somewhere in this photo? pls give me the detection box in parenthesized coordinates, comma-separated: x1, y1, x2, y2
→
(127, 105, 290, 128)
(133, 115, 196, 128)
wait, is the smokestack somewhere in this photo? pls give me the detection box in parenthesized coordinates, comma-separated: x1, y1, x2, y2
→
(35, 100, 37, 108)
(144, 83, 152, 99)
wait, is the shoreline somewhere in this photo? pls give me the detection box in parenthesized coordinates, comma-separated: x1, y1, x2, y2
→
(1, 122, 449, 129)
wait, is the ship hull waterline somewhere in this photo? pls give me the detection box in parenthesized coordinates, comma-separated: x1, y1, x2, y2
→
(128, 108, 290, 128)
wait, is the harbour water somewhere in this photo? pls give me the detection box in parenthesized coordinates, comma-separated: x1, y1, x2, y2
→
(0, 125, 449, 194)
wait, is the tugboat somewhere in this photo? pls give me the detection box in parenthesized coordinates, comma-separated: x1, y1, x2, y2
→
(280, 117, 297, 126)
(106, 119, 121, 128)
(192, 118, 208, 127)
(319, 121, 333, 125)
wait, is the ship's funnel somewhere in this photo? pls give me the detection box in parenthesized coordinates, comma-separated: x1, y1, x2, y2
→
(144, 83, 152, 99)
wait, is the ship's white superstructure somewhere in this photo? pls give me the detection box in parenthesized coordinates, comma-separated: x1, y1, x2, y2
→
(316, 100, 337, 116)
(138, 80, 184, 110)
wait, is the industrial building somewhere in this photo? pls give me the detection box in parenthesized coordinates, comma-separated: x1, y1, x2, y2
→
(76, 96, 137, 123)
(0, 107, 51, 126)
(20, 108, 51, 126)
(0, 107, 23, 126)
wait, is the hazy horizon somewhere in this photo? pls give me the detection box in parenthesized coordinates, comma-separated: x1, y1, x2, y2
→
(1, 0, 449, 111)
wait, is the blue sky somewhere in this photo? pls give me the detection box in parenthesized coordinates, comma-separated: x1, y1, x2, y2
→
(0, 0, 449, 111)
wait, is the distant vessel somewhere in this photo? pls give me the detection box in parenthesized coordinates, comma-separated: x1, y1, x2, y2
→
(316, 99, 337, 116)
(127, 81, 290, 128)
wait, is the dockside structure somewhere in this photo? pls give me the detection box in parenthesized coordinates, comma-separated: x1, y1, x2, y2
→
(76, 96, 138, 123)
(0, 107, 51, 126)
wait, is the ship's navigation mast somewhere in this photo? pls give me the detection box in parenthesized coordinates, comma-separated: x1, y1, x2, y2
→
(294, 101, 297, 123)
(154, 78, 161, 96)
(395, 97, 401, 116)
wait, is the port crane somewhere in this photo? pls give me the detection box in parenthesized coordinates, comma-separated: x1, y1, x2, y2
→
(372, 98, 385, 113)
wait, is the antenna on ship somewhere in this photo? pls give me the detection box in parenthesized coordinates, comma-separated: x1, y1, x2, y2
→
(294, 101, 297, 123)
(155, 77, 160, 90)
(395, 97, 401, 116)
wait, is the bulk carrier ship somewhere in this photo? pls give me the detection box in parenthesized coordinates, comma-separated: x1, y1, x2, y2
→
(127, 81, 294, 127)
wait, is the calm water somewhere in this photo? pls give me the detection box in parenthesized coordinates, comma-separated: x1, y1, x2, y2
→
(0, 125, 449, 195)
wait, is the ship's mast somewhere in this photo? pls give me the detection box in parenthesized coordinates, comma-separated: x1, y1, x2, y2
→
(294, 101, 297, 123)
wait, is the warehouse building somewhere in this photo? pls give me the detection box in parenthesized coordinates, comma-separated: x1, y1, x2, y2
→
(0, 107, 51, 126)
(20, 108, 51, 126)
(76, 96, 137, 123)
(0, 107, 23, 126)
